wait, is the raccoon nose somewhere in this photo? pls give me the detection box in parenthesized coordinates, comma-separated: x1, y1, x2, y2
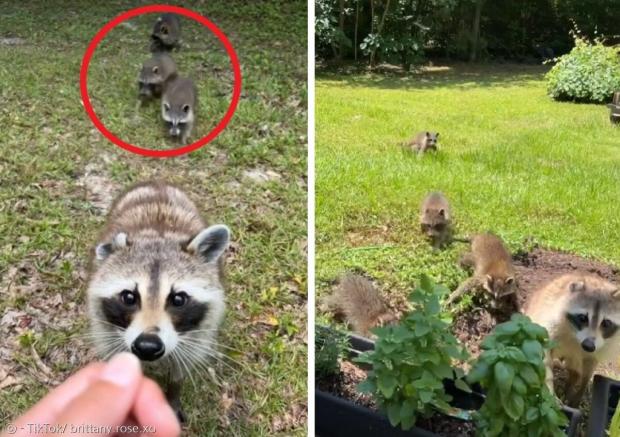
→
(581, 338, 596, 353)
(131, 333, 165, 361)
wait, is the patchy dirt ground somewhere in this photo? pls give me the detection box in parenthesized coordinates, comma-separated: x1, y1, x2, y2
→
(453, 248, 620, 361)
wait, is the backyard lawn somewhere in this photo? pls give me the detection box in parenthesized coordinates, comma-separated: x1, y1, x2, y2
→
(316, 62, 620, 364)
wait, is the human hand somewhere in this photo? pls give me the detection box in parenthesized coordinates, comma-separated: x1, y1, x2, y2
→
(2, 352, 180, 437)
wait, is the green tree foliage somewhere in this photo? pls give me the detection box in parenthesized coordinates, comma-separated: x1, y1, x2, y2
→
(467, 314, 568, 437)
(355, 275, 470, 430)
(315, 0, 620, 65)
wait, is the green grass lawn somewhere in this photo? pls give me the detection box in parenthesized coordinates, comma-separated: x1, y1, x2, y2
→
(316, 63, 620, 310)
(0, 1, 307, 435)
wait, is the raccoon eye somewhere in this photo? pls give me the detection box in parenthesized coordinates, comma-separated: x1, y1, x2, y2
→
(602, 319, 613, 329)
(170, 291, 188, 307)
(577, 314, 588, 324)
(120, 289, 137, 306)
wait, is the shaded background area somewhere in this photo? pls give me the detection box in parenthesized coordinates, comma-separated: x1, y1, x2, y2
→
(316, 0, 620, 69)
(0, 1, 307, 435)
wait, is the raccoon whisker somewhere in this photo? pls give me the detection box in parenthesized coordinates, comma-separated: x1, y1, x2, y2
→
(101, 341, 127, 362)
(171, 347, 198, 391)
(90, 318, 127, 331)
(176, 345, 223, 386)
(177, 336, 244, 354)
(179, 342, 247, 375)
(79, 332, 124, 340)
(177, 345, 216, 389)
(178, 339, 247, 367)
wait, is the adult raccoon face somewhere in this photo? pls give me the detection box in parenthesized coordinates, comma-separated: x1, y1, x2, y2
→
(565, 280, 620, 354)
(88, 225, 230, 362)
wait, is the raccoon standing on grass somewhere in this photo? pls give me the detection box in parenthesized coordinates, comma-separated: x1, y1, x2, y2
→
(86, 181, 231, 421)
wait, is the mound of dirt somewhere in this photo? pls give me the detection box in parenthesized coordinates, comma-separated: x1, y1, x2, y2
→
(513, 248, 620, 308)
(453, 248, 620, 359)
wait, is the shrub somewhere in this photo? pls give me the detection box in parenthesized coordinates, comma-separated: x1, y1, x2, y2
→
(610, 400, 620, 437)
(467, 313, 568, 437)
(546, 29, 620, 103)
(315, 325, 348, 379)
(355, 275, 469, 430)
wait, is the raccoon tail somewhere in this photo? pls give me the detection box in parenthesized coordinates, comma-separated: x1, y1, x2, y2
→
(335, 274, 396, 336)
(452, 236, 471, 243)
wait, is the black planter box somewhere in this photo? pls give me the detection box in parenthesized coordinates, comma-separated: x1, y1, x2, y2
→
(317, 389, 440, 437)
(316, 328, 581, 436)
(608, 103, 620, 124)
(587, 374, 620, 436)
(609, 92, 620, 124)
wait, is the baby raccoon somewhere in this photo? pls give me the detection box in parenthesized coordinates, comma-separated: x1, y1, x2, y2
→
(162, 77, 197, 144)
(419, 192, 452, 249)
(87, 181, 231, 421)
(445, 233, 517, 314)
(325, 274, 396, 337)
(138, 53, 177, 101)
(151, 13, 181, 52)
(525, 274, 620, 407)
(409, 131, 439, 155)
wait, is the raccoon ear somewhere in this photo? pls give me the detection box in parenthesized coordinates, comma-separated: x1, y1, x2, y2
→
(95, 232, 128, 261)
(438, 208, 445, 217)
(483, 275, 493, 291)
(436, 132, 440, 137)
(186, 225, 230, 263)
(569, 281, 585, 293)
(506, 276, 515, 285)
(163, 102, 170, 111)
(426, 131, 430, 137)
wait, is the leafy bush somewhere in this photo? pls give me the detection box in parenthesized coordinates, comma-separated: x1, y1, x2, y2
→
(546, 29, 620, 103)
(610, 400, 620, 437)
(467, 313, 568, 437)
(355, 275, 469, 430)
(315, 325, 348, 379)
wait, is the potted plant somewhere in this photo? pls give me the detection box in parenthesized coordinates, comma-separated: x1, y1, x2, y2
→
(587, 374, 620, 436)
(467, 313, 581, 437)
(316, 276, 485, 436)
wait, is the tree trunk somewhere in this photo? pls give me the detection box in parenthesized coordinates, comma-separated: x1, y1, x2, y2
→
(354, 0, 359, 61)
(370, 0, 390, 67)
(469, 0, 484, 62)
(369, 0, 375, 66)
(337, 0, 345, 61)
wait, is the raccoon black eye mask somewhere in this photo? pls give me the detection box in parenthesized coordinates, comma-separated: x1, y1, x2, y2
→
(100, 288, 208, 333)
(166, 290, 209, 332)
